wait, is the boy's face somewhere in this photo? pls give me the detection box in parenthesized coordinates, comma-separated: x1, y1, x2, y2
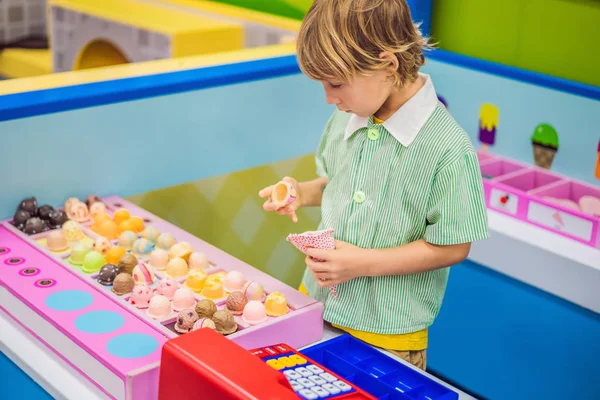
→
(321, 70, 392, 118)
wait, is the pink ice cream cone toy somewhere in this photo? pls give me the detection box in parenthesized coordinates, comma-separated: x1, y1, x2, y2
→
(287, 228, 338, 299)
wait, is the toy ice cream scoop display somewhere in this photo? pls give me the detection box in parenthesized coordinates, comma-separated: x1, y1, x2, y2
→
(531, 123, 559, 169)
(242, 281, 266, 302)
(92, 236, 112, 255)
(193, 318, 217, 331)
(184, 269, 207, 293)
(479, 103, 499, 152)
(156, 232, 177, 250)
(118, 230, 138, 250)
(105, 245, 126, 265)
(287, 228, 338, 298)
(118, 253, 138, 275)
(82, 251, 106, 274)
(46, 230, 68, 252)
(172, 288, 197, 312)
(63, 220, 84, 242)
(223, 270, 246, 292)
(147, 295, 172, 319)
(149, 248, 169, 270)
(270, 180, 297, 208)
(68, 243, 90, 266)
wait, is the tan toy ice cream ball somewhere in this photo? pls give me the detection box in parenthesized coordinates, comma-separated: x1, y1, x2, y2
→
(89, 202, 107, 218)
(62, 220, 84, 242)
(46, 230, 68, 252)
(270, 180, 297, 209)
(212, 309, 238, 335)
(146, 295, 172, 319)
(112, 273, 134, 295)
(69, 202, 90, 223)
(149, 248, 169, 271)
(195, 299, 217, 319)
(118, 253, 138, 275)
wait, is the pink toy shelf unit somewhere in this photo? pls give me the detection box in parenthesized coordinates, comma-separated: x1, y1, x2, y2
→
(477, 151, 600, 248)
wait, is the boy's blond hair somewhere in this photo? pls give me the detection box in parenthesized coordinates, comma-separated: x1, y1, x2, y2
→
(296, 0, 432, 88)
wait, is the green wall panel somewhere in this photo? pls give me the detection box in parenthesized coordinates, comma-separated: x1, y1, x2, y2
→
(431, 0, 600, 87)
(126, 154, 320, 288)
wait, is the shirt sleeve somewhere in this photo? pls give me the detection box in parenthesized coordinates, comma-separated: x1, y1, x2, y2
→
(315, 113, 336, 178)
(424, 151, 489, 245)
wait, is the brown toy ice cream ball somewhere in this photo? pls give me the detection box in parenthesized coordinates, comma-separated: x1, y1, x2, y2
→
(195, 299, 217, 319)
(112, 273, 135, 295)
(118, 254, 138, 275)
(174, 309, 199, 334)
(226, 291, 248, 315)
(212, 309, 237, 335)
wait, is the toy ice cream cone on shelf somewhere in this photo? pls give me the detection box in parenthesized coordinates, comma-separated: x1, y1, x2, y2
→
(531, 123, 559, 169)
(595, 139, 600, 180)
(479, 103, 498, 152)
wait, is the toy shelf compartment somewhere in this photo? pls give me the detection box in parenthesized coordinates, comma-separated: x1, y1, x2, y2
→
(478, 151, 600, 248)
(300, 334, 458, 400)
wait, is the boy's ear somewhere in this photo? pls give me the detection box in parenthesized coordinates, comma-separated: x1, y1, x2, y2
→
(379, 51, 399, 76)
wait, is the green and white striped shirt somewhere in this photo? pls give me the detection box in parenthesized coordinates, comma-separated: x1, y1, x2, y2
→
(303, 74, 489, 334)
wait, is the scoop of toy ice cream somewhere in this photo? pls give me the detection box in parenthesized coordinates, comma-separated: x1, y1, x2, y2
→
(146, 295, 172, 319)
(195, 299, 218, 319)
(82, 251, 106, 274)
(149, 248, 169, 270)
(166, 257, 188, 279)
(156, 232, 176, 250)
(118, 230, 137, 250)
(188, 252, 209, 271)
(155, 277, 178, 300)
(112, 209, 130, 226)
(93, 237, 112, 255)
(133, 238, 153, 257)
(129, 284, 153, 309)
(213, 309, 238, 335)
(169, 242, 193, 261)
(48, 210, 68, 229)
(172, 288, 196, 311)
(223, 270, 246, 292)
(97, 264, 119, 286)
(69, 243, 90, 266)
(132, 263, 155, 285)
(105, 246, 126, 265)
(141, 226, 160, 244)
(184, 269, 207, 293)
(63, 220, 84, 242)
(192, 318, 216, 331)
(118, 254, 138, 275)
(46, 230, 68, 252)
(174, 309, 198, 333)
(37, 205, 55, 221)
(242, 281, 265, 302)
(112, 273, 134, 295)
(68, 202, 90, 223)
(85, 195, 103, 208)
(265, 292, 289, 317)
(200, 276, 224, 300)
(226, 291, 248, 315)
(18, 196, 38, 215)
(89, 202, 107, 218)
(24, 217, 47, 235)
(242, 301, 268, 325)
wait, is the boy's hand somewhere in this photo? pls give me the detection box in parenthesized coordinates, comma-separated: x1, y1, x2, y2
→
(258, 176, 302, 223)
(304, 240, 370, 287)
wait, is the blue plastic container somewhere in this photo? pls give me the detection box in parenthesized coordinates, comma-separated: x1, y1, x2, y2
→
(407, 0, 434, 37)
(301, 334, 458, 400)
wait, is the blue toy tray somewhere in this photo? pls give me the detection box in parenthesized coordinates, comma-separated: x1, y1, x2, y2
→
(301, 334, 458, 400)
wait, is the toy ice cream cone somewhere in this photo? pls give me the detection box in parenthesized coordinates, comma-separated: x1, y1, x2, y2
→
(531, 123, 559, 169)
(287, 229, 338, 299)
(479, 103, 499, 152)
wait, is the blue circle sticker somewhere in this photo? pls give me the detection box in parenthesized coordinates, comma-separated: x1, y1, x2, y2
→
(45, 290, 93, 312)
(106, 333, 159, 359)
(75, 311, 125, 334)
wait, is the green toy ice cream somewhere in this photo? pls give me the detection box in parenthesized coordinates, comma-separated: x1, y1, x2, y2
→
(531, 123, 559, 169)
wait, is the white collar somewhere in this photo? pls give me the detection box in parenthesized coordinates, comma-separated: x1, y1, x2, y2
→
(344, 73, 439, 146)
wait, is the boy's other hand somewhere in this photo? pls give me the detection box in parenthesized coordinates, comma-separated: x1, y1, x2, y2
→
(258, 176, 302, 223)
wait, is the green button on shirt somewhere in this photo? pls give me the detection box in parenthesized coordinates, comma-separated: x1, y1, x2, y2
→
(302, 74, 489, 335)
